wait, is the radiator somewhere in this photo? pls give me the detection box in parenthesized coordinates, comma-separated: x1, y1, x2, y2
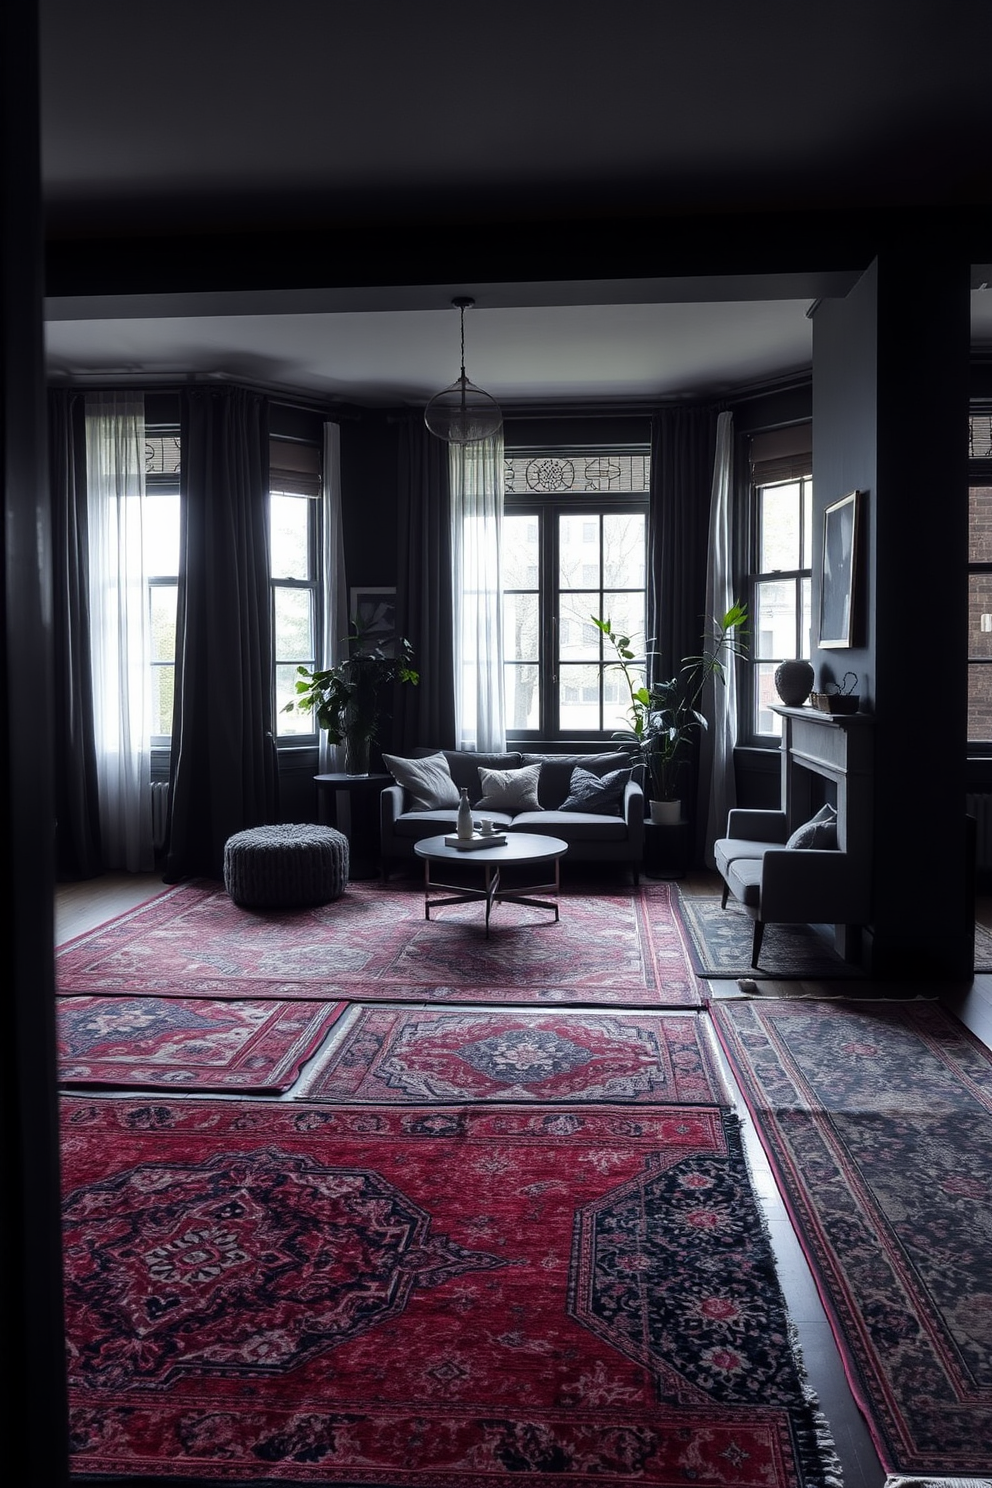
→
(966, 792, 992, 870)
(150, 781, 170, 851)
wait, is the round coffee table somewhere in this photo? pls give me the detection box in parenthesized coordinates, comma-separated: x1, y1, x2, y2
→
(413, 832, 568, 937)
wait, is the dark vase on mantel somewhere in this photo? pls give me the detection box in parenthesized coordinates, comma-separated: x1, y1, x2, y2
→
(774, 659, 815, 707)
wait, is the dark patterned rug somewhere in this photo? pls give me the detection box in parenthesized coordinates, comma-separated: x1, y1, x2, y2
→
(60, 1095, 839, 1486)
(713, 998, 992, 1477)
(675, 892, 865, 980)
(57, 995, 344, 1092)
(302, 1008, 729, 1105)
(56, 878, 703, 1007)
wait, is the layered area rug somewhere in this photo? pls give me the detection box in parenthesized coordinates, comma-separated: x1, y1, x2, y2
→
(57, 996, 344, 1092)
(675, 892, 865, 980)
(56, 878, 702, 1007)
(712, 998, 992, 1477)
(301, 1008, 729, 1105)
(61, 1095, 838, 1486)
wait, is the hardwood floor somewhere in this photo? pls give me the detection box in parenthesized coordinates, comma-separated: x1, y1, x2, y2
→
(54, 869, 992, 1488)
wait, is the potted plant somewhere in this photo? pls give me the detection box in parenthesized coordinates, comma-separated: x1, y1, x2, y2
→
(594, 603, 748, 825)
(283, 629, 419, 775)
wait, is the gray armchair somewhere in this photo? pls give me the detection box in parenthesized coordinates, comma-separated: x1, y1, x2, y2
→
(714, 806, 865, 966)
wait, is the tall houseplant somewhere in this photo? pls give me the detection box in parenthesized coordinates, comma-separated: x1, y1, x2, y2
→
(283, 631, 419, 775)
(594, 603, 748, 823)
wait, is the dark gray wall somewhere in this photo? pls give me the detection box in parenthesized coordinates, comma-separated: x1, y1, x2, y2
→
(814, 253, 972, 978)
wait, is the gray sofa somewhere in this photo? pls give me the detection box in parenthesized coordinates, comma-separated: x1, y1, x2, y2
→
(380, 749, 644, 880)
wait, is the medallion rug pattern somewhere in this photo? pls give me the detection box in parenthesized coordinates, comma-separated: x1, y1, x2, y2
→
(61, 1096, 837, 1486)
(56, 879, 702, 1007)
(302, 1008, 729, 1105)
(713, 998, 992, 1477)
(57, 996, 345, 1092)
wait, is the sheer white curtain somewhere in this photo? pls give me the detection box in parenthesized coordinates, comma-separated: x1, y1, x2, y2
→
(450, 434, 505, 751)
(318, 420, 349, 773)
(703, 410, 737, 864)
(85, 392, 154, 871)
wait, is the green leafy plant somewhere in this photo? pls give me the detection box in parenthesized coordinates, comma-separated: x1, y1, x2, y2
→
(283, 628, 419, 771)
(594, 602, 748, 802)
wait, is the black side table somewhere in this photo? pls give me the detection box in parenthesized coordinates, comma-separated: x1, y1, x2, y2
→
(643, 819, 691, 879)
(314, 773, 391, 880)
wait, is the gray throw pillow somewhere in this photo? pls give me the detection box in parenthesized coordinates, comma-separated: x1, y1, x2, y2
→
(381, 751, 460, 811)
(786, 803, 838, 850)
(476, 762, 543, 813)
(559, 765, 631, 815)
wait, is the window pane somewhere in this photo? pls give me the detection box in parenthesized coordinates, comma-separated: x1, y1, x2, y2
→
(149, 584, 177, 664)
(601, 591, 645, 659)
(969, 486, 992, 563)
(800, 577, 812, 659)
(802, 479, 813, 566)
(270, 494, 310, 580)
(144, 493, 180, 575)
(504, 663, 540, 730)
(603, 513, 645, 588)
(559, 592, 601, 660)
(559, 514, 599, 589)
(760, 481, 801, 571)
(969, 575, 992, 659)
(151, 665, 174, 738)
(754, 578, 797, 660)
(502, 513, 539, 588)
(604, 662, 644, 735)
(274, 587, 313, 661)
(275, 664, 314, 736)
(558, 662, 602, 731)
(503, 592, 539, 663)
(755, 663, 783, 737)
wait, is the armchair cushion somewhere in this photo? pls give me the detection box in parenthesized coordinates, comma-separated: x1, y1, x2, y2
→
(785, 803, 838, 850)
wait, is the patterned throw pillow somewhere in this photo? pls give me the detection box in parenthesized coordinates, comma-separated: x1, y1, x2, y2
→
(475, 762, 544, 813)
(785, 803, 838, 849)
(559, 765, 631, 815)
(381, 751, 460, 811)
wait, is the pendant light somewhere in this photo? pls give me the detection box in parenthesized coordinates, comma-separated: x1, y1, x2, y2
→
(423, 297, 502, 444)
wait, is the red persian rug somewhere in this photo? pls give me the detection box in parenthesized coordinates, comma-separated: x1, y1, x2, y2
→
(61, 1096, 838, 1486)
(713, 997, 992, 1477)
(56, 879, 702, 1007)
(302, 1008, 729, 1106)
(57, 996, 345, 1093)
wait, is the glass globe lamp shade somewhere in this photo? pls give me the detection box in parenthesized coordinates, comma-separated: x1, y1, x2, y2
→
(423, 373, 503, 444)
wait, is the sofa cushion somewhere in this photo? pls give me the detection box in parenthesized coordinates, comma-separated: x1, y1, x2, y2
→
(381, 751, 460, 811)
(476, 762, 543, 814)
(559, 765, 631, 815)
(727, 857, 764, 907)
(714, 837, 788, 878)
(511, 809, 629, 842)
(786, 803, 838, 850)
(523, 751, 630, 809)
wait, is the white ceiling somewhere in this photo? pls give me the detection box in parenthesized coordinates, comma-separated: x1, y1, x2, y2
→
(38, 0, 992, 407)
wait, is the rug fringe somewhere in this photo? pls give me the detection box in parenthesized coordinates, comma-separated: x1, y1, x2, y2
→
(883, 1479, 992, 1488)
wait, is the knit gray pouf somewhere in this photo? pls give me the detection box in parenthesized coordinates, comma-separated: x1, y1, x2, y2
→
(223, 823, 349, 908)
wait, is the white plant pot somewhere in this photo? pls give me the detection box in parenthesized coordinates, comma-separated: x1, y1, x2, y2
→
(649, 799, 682, 826)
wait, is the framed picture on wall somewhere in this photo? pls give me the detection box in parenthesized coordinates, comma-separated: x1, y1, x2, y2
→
(818, 491, 860, 648)
(350, 586, 397, 655)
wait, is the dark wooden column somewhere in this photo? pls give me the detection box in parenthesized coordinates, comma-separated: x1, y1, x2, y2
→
(0, 1, 69, 1481)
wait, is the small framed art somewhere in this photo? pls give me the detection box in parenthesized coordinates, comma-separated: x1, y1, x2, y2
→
(350, 586, 397, 655)
(818, 491, 860, 649)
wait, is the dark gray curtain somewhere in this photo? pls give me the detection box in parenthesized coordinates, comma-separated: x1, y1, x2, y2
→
(49, 388, 103, 879)
(393, 417, 455, 753)
(164, 387, 277, 880)
(647, 405, 718, 861)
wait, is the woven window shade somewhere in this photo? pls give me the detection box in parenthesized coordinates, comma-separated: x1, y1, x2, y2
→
(269, 437, 321, 497)
(750, 424, 812, 485)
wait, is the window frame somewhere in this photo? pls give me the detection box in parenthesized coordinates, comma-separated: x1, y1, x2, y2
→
(144, 426, 181, 750)
(502, 446, 650, 742)
(269, 438, 323, 748)
(745, 460, 814, 746)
